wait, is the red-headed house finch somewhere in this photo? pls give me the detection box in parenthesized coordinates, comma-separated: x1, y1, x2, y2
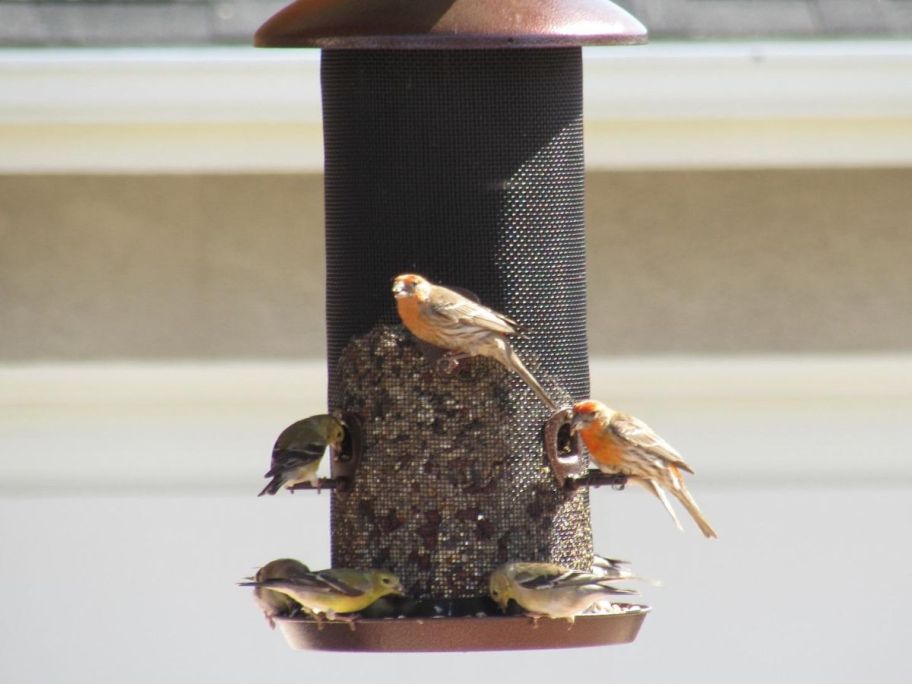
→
(258, 415, 345, 496)
(392, 273, 557, 410)
(571, 400, 718, 539)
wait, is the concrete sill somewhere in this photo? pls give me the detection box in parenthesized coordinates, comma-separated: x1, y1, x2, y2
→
(1, 356, 910, 494)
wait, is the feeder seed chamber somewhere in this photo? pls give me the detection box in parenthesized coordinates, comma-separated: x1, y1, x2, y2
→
(253, 0, 651, 652)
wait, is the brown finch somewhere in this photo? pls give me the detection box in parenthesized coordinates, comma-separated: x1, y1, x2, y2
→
(571, 400, 718, 538)
(392, 273, 557, 410)
(247, 558, 310, 628)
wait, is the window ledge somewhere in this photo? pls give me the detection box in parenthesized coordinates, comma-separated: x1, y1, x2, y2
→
(1, 356, 910, 494)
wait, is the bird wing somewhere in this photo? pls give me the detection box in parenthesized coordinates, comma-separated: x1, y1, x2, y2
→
(263, 447, 324, 477)
(609, 413, 695, 474)
(591, 555, 634, 579)
(426, 286, 519, 335)
(314, 570, 373, 596)
(513, 565, 636, 594)
(259, 571, 365, 597)
(510, 563, 570, 588)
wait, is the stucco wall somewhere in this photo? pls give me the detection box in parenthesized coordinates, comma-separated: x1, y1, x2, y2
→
(1, 168, 909, 360)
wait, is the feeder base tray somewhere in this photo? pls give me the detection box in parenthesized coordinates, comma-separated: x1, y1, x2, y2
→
(276, 605, 649, 652)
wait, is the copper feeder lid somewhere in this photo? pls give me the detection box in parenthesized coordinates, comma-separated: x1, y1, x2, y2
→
(255, 0, 647, 48)
(276, 607, 650, 652)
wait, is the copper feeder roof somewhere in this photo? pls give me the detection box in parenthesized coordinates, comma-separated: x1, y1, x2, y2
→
(255, 0, 648, 48)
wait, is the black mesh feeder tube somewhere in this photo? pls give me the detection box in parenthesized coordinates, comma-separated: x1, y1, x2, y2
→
(254, 0, 649, 652)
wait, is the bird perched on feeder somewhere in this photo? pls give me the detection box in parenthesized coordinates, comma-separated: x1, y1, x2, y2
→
(488, 561, 638, 624)
(571, 400, 718, 538)
(247, 558, 310, 628)
(258, 414, 346, 496)
(240, 567, 405, 628)
(392, 273, 558, 410)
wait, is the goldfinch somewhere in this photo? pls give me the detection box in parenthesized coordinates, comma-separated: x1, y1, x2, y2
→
(489, 561, 637, 624)
(259, 415, 345, 496)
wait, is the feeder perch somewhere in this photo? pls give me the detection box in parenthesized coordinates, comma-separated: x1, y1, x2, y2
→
(254, 0, 649, 652)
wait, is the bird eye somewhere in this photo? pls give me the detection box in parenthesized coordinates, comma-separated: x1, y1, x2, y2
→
(491, 589, 499, 597)
(382, 577, 392, 585)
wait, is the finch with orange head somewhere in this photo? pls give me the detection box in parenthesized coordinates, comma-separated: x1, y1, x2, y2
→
(571, 399, 718, 538)
(392, 273, 557, 410)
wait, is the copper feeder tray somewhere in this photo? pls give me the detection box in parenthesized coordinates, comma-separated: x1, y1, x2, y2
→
(276, 605, 649, 652)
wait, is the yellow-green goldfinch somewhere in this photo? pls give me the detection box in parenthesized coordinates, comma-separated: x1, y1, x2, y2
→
(240, 568, 404, 625)
(248, 558, 310, 629)
(489, 561, 637, 624)
(258, 415, 346, 496)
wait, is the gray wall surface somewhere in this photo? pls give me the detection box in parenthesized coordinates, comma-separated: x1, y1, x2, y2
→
(1, 169, 910, 361)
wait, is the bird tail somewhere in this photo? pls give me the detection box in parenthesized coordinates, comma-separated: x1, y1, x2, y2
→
(631, 477, 685, 532)
(671, 484, 718, 539)
(591, 555, 662, 587)
(502, 344, 558, 411)
(593, 583, 639, 596)
(257, 476, 284, 497)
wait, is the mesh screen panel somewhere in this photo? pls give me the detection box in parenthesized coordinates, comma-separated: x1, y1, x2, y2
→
(322, 48, 592, 599)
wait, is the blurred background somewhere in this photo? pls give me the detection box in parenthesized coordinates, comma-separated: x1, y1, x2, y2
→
(1, 1, 911, 682)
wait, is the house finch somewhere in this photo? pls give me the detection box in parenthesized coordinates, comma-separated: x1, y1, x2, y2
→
(258, 415, 346, 496)
(240, 567, 404, 626)
(488, 561, 637, 624)
(571, 399, 718, 538)
(392, 273, 557, 410)
(247, 558, 310, 628)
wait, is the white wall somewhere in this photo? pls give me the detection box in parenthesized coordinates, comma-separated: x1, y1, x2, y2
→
(3, 42, 912, 172)
(1, 358, 909, 682)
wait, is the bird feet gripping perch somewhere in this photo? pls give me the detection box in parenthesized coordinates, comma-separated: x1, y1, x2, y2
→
(570, 400, 718, 538)
(543, 407, 587, 487)
(437, 351, 469, 374)
(392, 273, 559, 411)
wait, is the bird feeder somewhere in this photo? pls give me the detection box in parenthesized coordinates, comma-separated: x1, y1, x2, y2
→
(254, 0, 649, 652)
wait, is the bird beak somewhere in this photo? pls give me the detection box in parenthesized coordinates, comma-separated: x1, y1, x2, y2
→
(391, 280, 405, 297)
(568, 413, 584, 434)
(392, 583, 405, 597)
